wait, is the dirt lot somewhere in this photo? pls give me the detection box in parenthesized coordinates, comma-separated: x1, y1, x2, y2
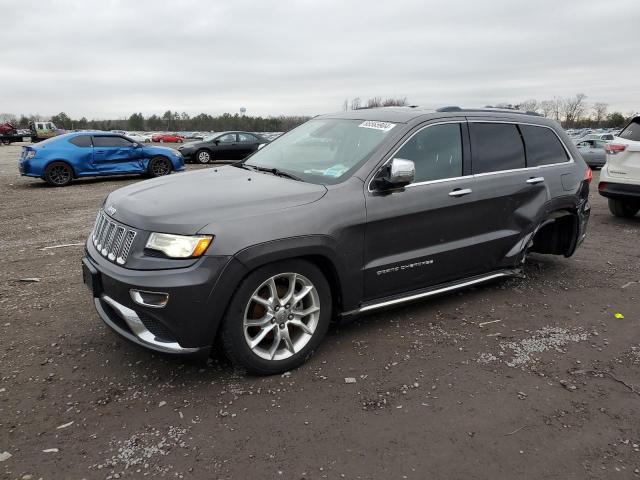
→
(1, 141, 639, 480)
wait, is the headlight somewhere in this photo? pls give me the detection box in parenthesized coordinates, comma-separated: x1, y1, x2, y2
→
(146, 233, 212, 258)
(26, 151, 36, 159)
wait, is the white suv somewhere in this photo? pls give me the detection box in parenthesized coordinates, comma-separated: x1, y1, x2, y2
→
(598, 116, 640, 217)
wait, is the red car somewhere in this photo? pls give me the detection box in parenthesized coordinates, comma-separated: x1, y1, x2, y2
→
(151, 133, 184, 143)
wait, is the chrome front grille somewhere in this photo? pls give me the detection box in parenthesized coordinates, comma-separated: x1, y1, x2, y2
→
(91, 211, 137, 265)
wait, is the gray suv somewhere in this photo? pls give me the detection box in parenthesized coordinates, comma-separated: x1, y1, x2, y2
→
(82, 107, 591, 374)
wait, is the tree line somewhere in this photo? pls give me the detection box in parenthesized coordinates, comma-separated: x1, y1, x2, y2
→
(1, 93, 635, 132)
(488, 94, 635, 129)
(1, 111, 310, 133)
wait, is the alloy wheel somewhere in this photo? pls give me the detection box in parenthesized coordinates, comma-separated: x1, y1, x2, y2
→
(49, 165, 71, 185)
(243, 272, 320, 361)
(151, 159, 171, 176)
(197, 151, 210, 163)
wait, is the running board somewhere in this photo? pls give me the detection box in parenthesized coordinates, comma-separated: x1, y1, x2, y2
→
(342, 269, 518, 316)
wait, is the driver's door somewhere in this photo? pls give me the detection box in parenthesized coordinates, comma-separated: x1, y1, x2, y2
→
(215, 133, 239, 160)
(363, 121, 476, 300)
(92, 135, 143, 173)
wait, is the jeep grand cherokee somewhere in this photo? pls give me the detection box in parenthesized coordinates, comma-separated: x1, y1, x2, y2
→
(82, 106, 591, 374)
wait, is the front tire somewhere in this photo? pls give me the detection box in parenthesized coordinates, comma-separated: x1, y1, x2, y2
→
(608, 198, 639, 218)
(44, 161, 73, 187)
(195, 149, 212, 164)
(148, 156, 172, 177)
(220, 259, 332, 375)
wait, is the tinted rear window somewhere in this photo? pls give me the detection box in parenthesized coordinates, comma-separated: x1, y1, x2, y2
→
(619, 118, 640, 141)
(470, 123, 525, 174)
(93, 136, 133, 147)
(69, 135, 92, 147)
(519, 125, 568, 167)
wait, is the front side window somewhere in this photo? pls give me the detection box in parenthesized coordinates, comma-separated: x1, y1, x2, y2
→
(217, 133, 236, 143)
(93, 136, 133, 148)
(519, 125, 569, 167)
(246, 119, 396, 185)
(394, 123, 463, 183)
(470, 123, 525, 174)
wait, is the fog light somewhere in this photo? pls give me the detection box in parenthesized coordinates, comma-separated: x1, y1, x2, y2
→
(130, 289, 169, 308)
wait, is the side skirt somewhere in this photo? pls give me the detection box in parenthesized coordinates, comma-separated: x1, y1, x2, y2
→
(341, 269, 519, 317)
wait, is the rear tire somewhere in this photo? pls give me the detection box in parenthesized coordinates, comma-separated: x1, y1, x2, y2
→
(608, 198, 640, 218)
(220, 259, 332, 375)
(44, 161, 73, 187)
(148, 156, 172, 177)
(196, 149, 212, 164)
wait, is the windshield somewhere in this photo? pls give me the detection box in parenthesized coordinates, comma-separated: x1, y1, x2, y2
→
(244, 119, 396, 184)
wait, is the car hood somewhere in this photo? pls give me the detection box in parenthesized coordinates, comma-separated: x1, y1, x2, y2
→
(179, 141, 206, 150)
(104, 165, 328, 234)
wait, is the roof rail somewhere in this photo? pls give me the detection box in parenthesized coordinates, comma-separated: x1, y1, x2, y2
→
(436, 106, 541, 116)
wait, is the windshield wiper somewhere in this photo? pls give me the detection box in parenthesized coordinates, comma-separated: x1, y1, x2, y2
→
(242, 164, 303, 181)
(232, 163, 257, 171)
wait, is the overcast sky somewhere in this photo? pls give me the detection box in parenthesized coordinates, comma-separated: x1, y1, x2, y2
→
(1, 0, 639, 119)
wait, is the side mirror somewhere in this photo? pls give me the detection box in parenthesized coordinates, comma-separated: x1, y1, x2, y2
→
(214, 139, 220, 145)
(373, 158, 415, 190)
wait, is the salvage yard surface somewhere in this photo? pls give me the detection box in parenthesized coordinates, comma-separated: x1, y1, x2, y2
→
(1, 142, 639, 479)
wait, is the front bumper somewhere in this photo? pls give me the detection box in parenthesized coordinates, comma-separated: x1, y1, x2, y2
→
(83, 243, 248, 354)
(177, 149, 194, 161)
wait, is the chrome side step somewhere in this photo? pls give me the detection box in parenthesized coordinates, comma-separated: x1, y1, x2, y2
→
(343, 270, 516, 316)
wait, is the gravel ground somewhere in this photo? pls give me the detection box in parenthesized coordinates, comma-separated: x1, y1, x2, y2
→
(1, 142, 639, 479)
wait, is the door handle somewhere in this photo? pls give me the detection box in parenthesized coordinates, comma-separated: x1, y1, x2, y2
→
(449, 188, 472, 197)
(95, 150, 105, 154)
(526, 177, 545, 184)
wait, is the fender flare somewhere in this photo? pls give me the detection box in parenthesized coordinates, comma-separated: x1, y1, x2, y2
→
(233, 235, 358, 313)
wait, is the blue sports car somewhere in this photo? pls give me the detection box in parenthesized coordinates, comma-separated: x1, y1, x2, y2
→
(19, 131, 185, 186)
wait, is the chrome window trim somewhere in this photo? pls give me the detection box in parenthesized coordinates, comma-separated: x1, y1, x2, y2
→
(367, 119, 574, 192)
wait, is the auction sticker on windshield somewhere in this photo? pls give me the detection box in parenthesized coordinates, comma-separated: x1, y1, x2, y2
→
(358, 121, 396, 132)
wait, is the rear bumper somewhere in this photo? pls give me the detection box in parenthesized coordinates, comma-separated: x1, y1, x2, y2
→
(598, 181, 640, 200)
(83, 246, 249, 354)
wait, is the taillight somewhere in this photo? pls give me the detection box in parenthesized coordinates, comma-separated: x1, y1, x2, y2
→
(605, 143, 626, 154)
(598, 182, 606, 191)
(585, 167, 593, 184)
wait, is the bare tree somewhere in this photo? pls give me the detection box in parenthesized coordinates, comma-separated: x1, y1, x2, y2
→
(539, 100, 555, 118)
(342, 99, 348, 111)
(350, 97, 361, 110)
(366, 97, 382, 108)
(592, 102, 608, 125)
(518, 99, 539, 113)
(382, 97, 408, 107)
(561, 93, 587, 127)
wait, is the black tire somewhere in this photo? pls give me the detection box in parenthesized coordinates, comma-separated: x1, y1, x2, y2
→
(195, 149, 212, 164)
(44, 161, 73, 187)
(220, 259, 332, 375)
(148, 156, 172, 178)
(608, 198, 639, 218)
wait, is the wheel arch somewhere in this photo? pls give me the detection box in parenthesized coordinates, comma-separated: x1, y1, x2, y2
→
(232, 236, 354, 317)
(529, 208, 580, 258)
(43, 159, 77, 178)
